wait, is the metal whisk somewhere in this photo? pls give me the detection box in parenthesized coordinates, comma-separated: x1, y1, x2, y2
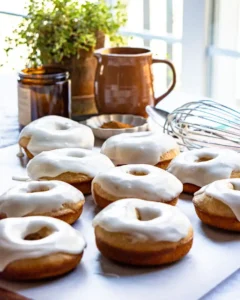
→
(146, 100, 240, 151)
(163, 100, 240, 151)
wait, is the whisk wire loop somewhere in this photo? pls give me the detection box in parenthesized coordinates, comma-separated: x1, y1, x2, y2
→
(163, 100, 240, 151)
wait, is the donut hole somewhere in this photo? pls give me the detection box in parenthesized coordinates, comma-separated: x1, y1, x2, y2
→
(135, 208, 160, 221)
(28, 187, 49, 193)
(128, 170, 149, 176)
(229, 183, 236, 190)
(24, 227, 53, 240)
(195, 156, 213, 163)
(65, 150, 87, 159)
(68, 153, 86, 159)
(55, 123, 70, 130)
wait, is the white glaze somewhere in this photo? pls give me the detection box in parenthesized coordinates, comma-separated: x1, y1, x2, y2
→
(0, 216, 86, 272)
(0, 181, 84, 217)
(19, 115, 94, 155)
(167, 148, 240, 187)
(92, 164, 183, 202)
(101, 131, 178, 165)
(12, 176, 30, 182)
(195, 179, 240, 221)
(93, 198, 191, 242)
(27, 148, 115, 179)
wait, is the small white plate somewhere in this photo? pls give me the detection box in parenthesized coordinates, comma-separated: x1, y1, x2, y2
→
(85, 114, 148, 140)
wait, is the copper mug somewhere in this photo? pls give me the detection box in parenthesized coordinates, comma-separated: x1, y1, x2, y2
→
(94, 47, 176, 117)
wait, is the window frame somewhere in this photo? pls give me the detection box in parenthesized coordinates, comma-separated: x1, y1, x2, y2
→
(108, 0, 211, 96)
(2, 0, 240, 101)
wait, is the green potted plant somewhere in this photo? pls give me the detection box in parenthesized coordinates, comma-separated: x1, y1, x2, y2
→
(5, 0, 127, 116)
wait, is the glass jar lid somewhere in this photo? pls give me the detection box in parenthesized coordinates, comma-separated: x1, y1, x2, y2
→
(18, 65, 69, 80)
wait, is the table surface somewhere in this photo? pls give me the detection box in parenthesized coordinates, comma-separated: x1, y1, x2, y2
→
(0, 72, 240, 299)
(0, 144, 240, 300)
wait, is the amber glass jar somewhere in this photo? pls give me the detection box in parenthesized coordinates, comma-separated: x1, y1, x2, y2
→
(18, 66, 71, 128)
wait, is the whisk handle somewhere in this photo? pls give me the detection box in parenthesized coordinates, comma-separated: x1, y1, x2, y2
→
(152, 58, 176, 105)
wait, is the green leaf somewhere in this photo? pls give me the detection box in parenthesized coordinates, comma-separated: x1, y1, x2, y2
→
(4, 0, 127, 66)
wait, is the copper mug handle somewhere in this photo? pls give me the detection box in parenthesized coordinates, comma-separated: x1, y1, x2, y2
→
(152, 58, 176, 106)
(94, 53, 102, 74)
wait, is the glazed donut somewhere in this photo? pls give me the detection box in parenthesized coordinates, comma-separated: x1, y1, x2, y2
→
(93, 199, 193, 266)
(193, 179, 240, 231)
(92, 164, 183, 208)
(167, 148, 240, 194)
(101, 131, 179, 169)
(19, 115, 94, 158)
(0, 181, 84, 224)
(0, 216, 86, 281)
(27, 148, 114, 194)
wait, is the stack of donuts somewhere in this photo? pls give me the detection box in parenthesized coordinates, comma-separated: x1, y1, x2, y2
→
(1, 114, 240, 282)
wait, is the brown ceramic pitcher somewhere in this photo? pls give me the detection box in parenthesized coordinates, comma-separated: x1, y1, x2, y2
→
(94, 47, 176, 117)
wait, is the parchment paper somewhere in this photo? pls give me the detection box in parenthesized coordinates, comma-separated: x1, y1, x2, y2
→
(0, 145, 239, 300)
